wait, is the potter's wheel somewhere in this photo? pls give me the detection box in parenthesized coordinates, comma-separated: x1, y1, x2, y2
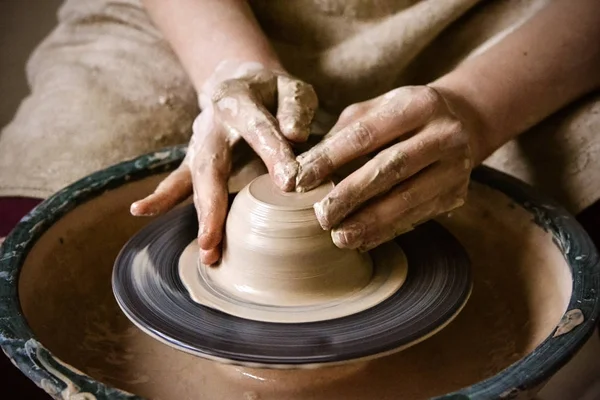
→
(113, 176, 472, 368)
(5, 147, 599, 399)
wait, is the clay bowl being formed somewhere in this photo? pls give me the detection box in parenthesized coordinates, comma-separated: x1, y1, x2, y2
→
(1, 146, 599, 400)
(207, 175, 375, 308)
(175, 174, 411, 325)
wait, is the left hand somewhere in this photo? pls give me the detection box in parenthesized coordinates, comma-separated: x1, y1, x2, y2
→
(131, 61, 318, 265)
(296, 85, 476, 252)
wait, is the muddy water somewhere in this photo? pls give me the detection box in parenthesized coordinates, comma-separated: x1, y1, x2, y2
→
(19, 176, 571, 400)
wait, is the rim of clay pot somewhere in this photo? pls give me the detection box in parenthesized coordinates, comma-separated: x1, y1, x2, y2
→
(0, 145, 598, 400)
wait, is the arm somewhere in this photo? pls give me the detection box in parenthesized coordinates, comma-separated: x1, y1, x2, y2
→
(296, 0, 600, 251)
(142, 0, 282, 91)
(134, 0, 318, 265)
(431, 0, 600, 164)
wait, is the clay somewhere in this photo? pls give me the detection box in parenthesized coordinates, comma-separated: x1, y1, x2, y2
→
(210, 175, 374, 306)
(296, 86, 472, 254)
(131, 61, 320, 266)
(18, 175, 571, 400)
(179, 239, 407, 323)
(176, 174, 407, 322)
(199, 60, 317, 190)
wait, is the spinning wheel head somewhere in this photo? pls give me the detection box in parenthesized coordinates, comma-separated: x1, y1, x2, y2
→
(113, 175, 472, 368)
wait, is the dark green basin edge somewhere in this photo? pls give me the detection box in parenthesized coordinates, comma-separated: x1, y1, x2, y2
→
(0, 145, 598, 400)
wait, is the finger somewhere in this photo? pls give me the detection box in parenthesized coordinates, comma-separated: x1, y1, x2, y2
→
(130, 165, 192, 216)
(200, 247, 221, 266)
(328, 161, 468, 249)
(321, 101, 373, 141)
(314, 121, 465, 229)
(293, 102, 373, 158)
(226, 94, 298, 191)
(296, 98, 389, 170)
(342, 193, 461, 252)
(192, 133, 232, 251)
(276, 75, 318, 142)
(296, 86, 441, 191)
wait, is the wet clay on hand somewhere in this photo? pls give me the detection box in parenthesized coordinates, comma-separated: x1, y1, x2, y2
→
(131, 61, 319, 265)
(296, 86, 473, 252)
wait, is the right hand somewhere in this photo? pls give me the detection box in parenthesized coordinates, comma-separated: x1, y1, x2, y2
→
(131, 61, 318, 265)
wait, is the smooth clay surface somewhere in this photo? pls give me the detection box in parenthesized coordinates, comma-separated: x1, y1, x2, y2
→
(179, 174, 408, 323)
(203, 175, 375, 307)
(18, 175, 572, 400)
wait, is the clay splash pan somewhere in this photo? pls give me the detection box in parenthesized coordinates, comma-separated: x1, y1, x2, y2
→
(2, 146, 599, 400)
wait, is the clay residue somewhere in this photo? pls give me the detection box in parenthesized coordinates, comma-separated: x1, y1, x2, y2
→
(553, 309, 584, 338)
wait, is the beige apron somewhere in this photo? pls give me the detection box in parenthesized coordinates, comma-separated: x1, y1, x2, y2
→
(0, 0, 598, 214)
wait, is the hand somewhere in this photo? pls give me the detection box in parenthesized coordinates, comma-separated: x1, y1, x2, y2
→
(296, 86, 475, 252)
(131, 61, 318, 264)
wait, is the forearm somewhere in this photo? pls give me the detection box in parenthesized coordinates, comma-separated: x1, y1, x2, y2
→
(431, 0, 600, 164)
(142, 0, 281, 91)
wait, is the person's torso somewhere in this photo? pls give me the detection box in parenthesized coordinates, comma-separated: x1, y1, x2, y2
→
(249, 0, 550, 111)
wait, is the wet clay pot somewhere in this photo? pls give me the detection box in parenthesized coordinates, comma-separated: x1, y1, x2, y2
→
(209, 175, 374, 308)
(0, 146, 599, 400)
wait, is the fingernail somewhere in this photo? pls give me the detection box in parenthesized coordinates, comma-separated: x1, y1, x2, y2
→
(129, 202, 141, 215)
(313, 198, 332, 230)
(198, 231, 212, 250)
(273, 161, 298, 191)
(199, 249, 221, 266)
(463, 158, 471, 170)
(452, 198, 465, 209)
(332, 222, 365, 249)
(296, 164, 319, 192)
(130, 202, 157, 216)
(314, 195, 348, 230)
(280, 117, 298, 135)
(281, 119, 310, 142)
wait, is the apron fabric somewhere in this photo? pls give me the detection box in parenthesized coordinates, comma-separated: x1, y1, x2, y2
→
(0, 0, 598, 215)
